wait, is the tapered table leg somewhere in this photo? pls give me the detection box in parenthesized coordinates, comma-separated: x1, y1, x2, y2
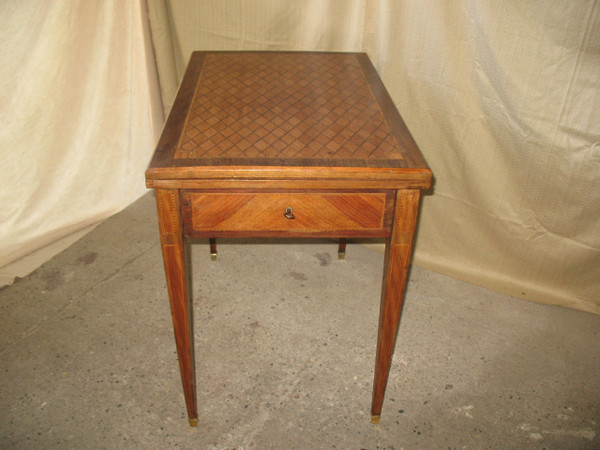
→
(371, 189, 421, 423)
(337, 238, 347, 260)
(155, 189, 198, 426)
(209, 238, 217, 261)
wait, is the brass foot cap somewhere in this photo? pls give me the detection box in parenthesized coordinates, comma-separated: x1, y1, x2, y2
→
(210, 253, 217, 261)
(338, 252, 346, 260)
(189, 418, 199, 427)
(370, 415, 381, 424)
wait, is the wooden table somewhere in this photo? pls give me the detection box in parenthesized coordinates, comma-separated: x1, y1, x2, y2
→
(145, 51, 432, 426)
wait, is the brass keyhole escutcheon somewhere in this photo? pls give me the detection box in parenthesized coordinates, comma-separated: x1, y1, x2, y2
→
(284, 207, 295, 220)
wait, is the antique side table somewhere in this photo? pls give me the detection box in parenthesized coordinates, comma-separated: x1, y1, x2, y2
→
(145, 51, 432, 426)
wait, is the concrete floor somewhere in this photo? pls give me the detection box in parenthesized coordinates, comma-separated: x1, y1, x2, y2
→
(1, 192, 598, 449)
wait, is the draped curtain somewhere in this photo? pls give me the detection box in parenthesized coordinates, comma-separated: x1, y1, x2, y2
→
(2, 0, 598, 314)
(0, 0, 163, 285)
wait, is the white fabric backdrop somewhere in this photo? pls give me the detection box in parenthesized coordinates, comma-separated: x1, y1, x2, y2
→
(370, 1, 600, 313)
(1, 0, 598, 314)
(0, 0, 163, 285)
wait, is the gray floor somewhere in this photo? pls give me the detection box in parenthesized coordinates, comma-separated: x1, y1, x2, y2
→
(1, 192, 598, 449)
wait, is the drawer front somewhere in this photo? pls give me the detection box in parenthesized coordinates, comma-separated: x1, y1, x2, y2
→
(181, 191, 394, 237)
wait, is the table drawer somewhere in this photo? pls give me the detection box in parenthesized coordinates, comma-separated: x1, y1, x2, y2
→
(181, 191, 394, 238)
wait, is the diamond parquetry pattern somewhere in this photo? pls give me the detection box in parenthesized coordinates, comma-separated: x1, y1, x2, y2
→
(174, 53, 403, 162)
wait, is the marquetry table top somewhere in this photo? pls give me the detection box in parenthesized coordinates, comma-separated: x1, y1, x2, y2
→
(146, 51, 431, 186)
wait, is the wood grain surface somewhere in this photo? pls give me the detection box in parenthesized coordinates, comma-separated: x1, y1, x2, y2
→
(180, 190, 394, 238)
(146, 51, 432, 188)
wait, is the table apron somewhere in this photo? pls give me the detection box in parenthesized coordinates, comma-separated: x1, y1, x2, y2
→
(180, 190, 395, 238)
